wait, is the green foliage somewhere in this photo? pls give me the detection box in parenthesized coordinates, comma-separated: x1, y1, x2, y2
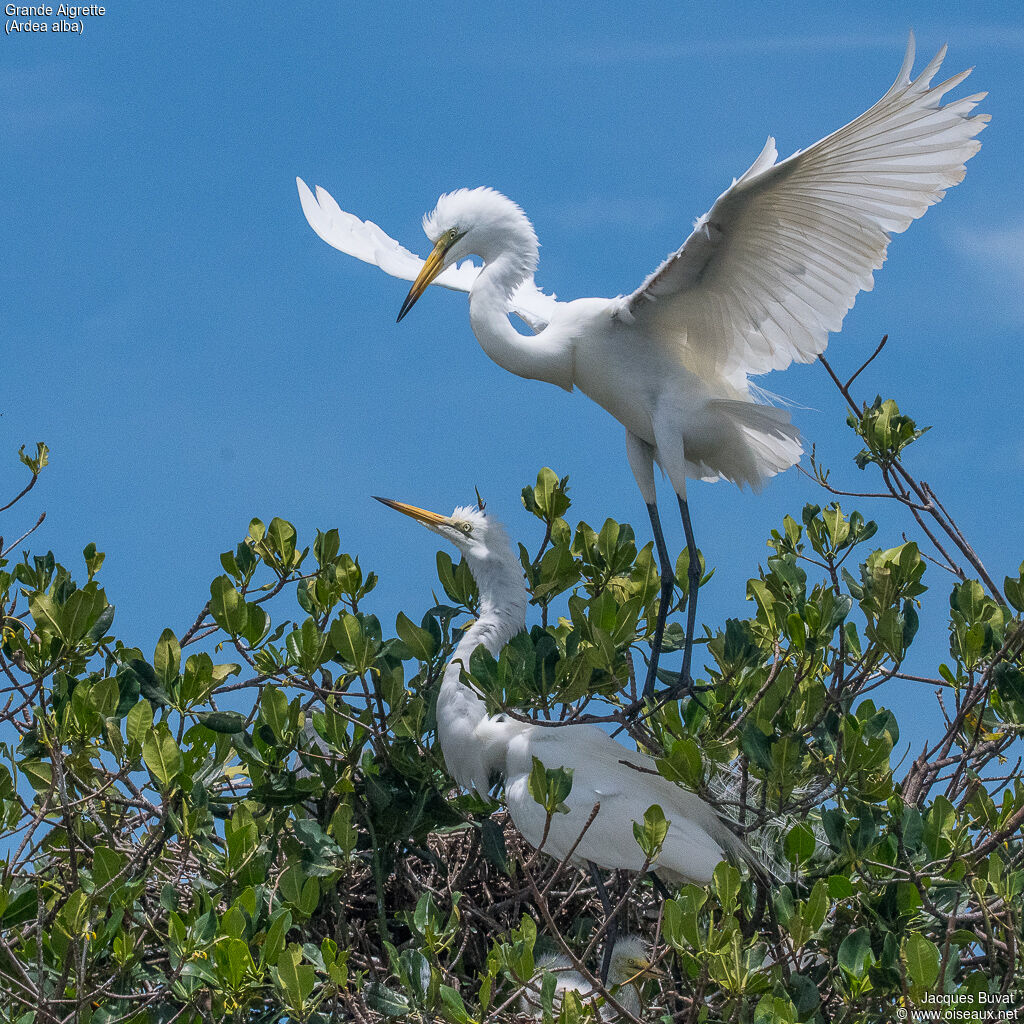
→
(0, 420, 1022, 1022)
(632, 803, 669, 861)
(847, 396, 930, 470)
(528, 756, 574, 816)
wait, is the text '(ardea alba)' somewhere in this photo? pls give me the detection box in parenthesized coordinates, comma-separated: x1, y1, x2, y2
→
(301, 37, 987, 698)
(374, 496, 759, 886)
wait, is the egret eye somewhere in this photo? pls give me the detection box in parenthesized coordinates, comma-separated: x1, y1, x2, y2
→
(457, 522, 472, 535)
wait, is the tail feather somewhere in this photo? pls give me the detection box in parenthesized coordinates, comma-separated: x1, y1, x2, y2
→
(701, 398, 803, 489)
(706, 769, 793, 884)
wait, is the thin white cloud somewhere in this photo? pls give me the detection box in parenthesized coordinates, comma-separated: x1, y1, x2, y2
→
(566, 26, 1024, 66)
(543, 195, 679, 231)
(572, 32, 909, 65)
(958, 223, 1024, 286)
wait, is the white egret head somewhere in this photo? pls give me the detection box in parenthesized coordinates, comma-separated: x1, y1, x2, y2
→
(373, 497, 524, 607)
(398, 188, 539, 321)
(521, 935, 662, 1020)
(605, 935, 661, 987)
(373, 495, 489, 555)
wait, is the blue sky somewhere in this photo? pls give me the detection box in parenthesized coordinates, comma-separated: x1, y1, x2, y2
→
(4, 3, 1022, 755)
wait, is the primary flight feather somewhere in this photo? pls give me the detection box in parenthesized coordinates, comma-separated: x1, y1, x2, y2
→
(300, 36, 987, 698)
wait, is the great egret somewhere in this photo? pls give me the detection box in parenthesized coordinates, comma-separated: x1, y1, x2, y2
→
(303, 37, 987, 698)
(375, 496, 760, 885)
(519, 935, 659, 1020)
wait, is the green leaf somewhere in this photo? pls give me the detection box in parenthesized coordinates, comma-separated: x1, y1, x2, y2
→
(755, 995, 796, 1024)
(896, 882, 923, 916)
(29, 585, 107, 645)
(903, 932, 940, 988)
(18, 441, 49, 473)
(267, 517, 299, 568)
(243, 602, 270, 646)
(221, 936, 254, 988)
(62, 585, 108, 643)
(129, 658, 171, 706)
(827, 874, 854, 900)
(276, 943, 315, 1013)
(261, 910, 292, 967)
(803, 879, 828, 932)
(663, 887, 706, 950)
(396, 611, 438, 662)
(658, 737, 702, 787)
(220, 906, 247, 940)
(88, 602, 115, 642)
(225, 807, 260, 877)
(261, 685, 291, 742)
(479, 818, 510, 875)
(787, 973, 821, 1015)
(154, 628, 181, 687)
(527, 756, 573, 815)
(330, 612, 378, 673)
(114, 666, 141, 719)
(331, 819, 358, 876)
(298, 876, 319, 916)
(632, 803, 669, 860)
(526, 467, 571, 521)
(125, 700, 153, 747)
(364, 982, 412, 1016)
(293, 819, 343, 876)
(315, 527, 340, 565)
(142, 723, 182, 790)
(713, 861, 741, 914)
(92, 846, 126, 888)
(180, 652, 215, 707)
(286, 617, 330, 675)
(740, 721, 774, 771)
(784, 822, 816, 865)
(195, 710, 246, 734)
(0, 888, 37, 928)
(838, 927, 872, 980)
(1004, 565, 1024, 613)
(209, 575, 248, 636)
(89, 676, 119, 719)
(439, 984, 471, 1024)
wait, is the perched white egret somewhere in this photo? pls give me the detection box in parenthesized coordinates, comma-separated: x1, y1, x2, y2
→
(300, 37, 987, 698)
(520, 935, 659, 1020)
(374, 496, 758, 886)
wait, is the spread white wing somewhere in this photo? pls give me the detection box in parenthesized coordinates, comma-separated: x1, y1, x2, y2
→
(296, 178, 559, 332)
(620, 35, 988, 377)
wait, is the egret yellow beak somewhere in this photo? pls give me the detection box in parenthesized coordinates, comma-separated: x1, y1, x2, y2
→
(623, 959, 665, 985)
(373, 496, 451, 529)
(397, 236, 451, 322)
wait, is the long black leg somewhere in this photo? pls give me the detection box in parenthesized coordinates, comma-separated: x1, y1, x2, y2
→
(649, 872, 687, 1010)
(677, 495, 702, 690)
(588, 861, 617, 985)
(643, 502, 675, 699)
(649, 872, 673, 901)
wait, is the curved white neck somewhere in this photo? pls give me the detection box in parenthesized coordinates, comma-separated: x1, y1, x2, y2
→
(440, 568, 527, 706)
(469, 257, 573, 392)
(436, 550, 529, 794)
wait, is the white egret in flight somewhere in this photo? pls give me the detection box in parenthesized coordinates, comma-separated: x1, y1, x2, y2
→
(303, 38, 987, 698)
(520, 935, 660, 1020)
(375, 495, 762, 965)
